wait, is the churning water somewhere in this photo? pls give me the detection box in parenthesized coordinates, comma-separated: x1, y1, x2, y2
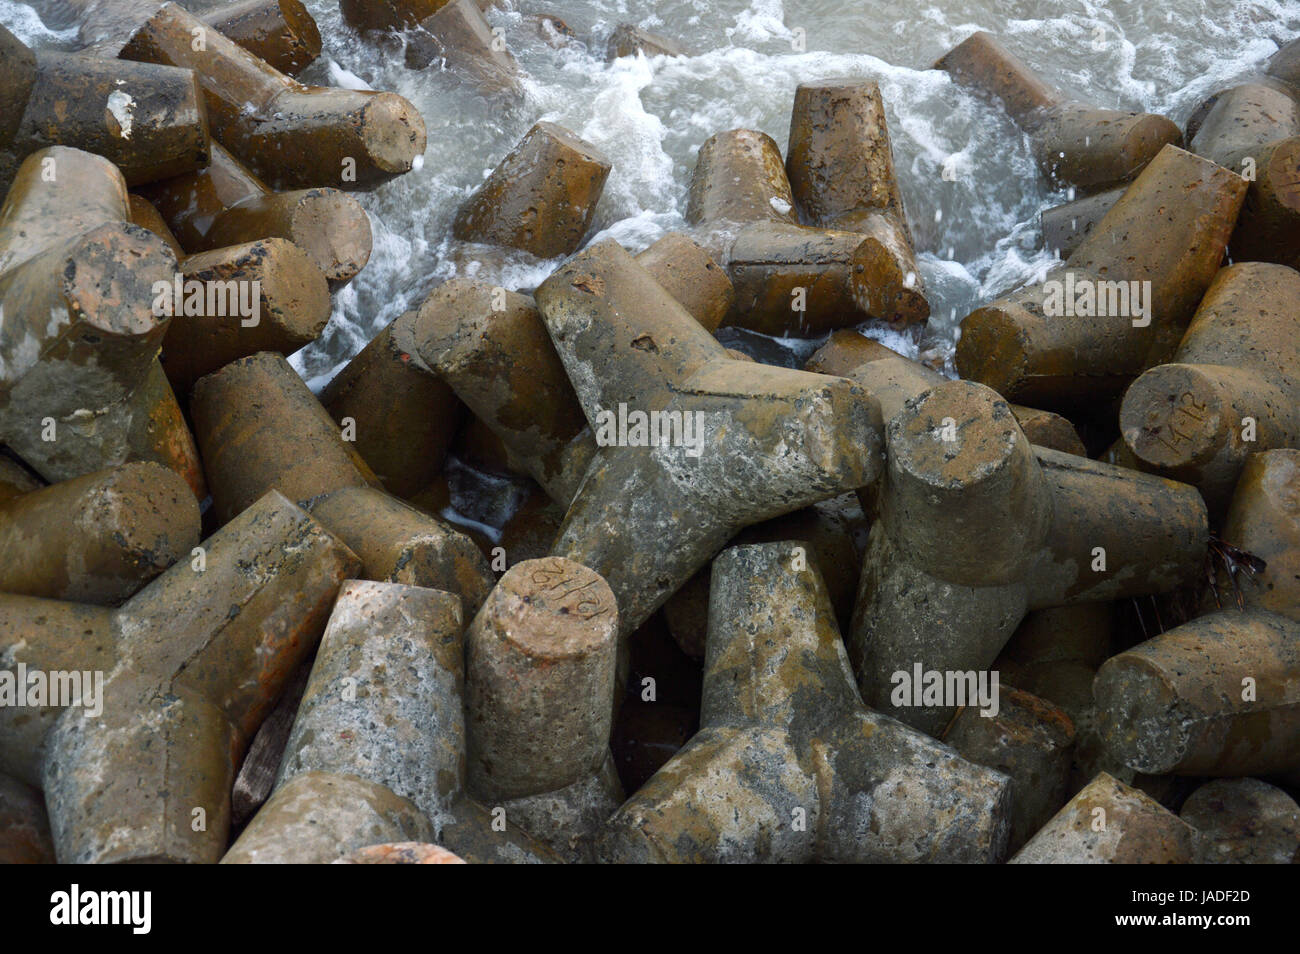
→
(8, 0, 1300, 385)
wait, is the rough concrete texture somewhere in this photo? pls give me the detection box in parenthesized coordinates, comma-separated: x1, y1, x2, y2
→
(339, 0, 446, 34)
(0, 454, 43, 504)
(1010, 773, 1198, 863)
(1227, 135, 1300, 269)
(936, 31, 1180, 192)
(405, 0, 525, 97)
(418, 245, 735, 507)
(452, 121, 609, 257)
(0, 462, 199, 604)
(162, 238, 331, 397)
(127, 193, 186, 260)
(222, 771, 434, 864)
(849, 379, 1206, 734)
(308, 487, 495, 614)
(0, 490, 361, 862)
(944, 686, 1076, 853)
(275, 581, 466, 833)
(465, 558, 621, 859)
(320, 309, 463, 498)
(1180, 778, 1300, 864)
(1093, 609, 1300, 777)
(956, 145, 1247, 411)
(601, 543, 1012, 863)
(191, 351, 381, 524)
(1120, 263, 1300, 515)
(535, 239, 883, 637)
(723, 221, 886, 336)
(120, 3, 425, 190)
(0, 146, 205, 495)
(786, 79, 928, 326)
(663, 494, 863, 659)
(685, 128, 798, 230)
(634, 232, 734, 333)
(417, 279, 591, 504)
(140, 141, 373, 286)
(223, 576, 560, 865)
(466, 558, 618, 800)
(1189, 82, 1300, 173)
(0, 29, 210, 192)
(805, 331, 1086, 463)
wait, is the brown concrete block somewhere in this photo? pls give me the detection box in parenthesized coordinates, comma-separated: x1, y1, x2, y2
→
(602, 543, 1012, 862)
(1010, 772, 1197, 863)
(206, 0, 321, 76)
(160, 237, 331, 397)
(1121, 263, 1300, 515)
(190, 351, 380, 524)
(936, 31, 1180, 192)
(140, 141, 373, 286)
(0, 490, 361, 862)
(0, 462, 199, 604)
(536, 239, 883, 637)
(957, 145, 1246, 410)
(0, 146, 204, 494)
(121, 3, 426, 190)
(320, 309, 463, 498)
(0, 24, 209, 191)
(786, 78, 928, 326)
(452, 121, 610, 258)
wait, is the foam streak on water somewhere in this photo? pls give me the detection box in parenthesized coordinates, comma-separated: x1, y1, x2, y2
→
(8, 0, 1300, 380)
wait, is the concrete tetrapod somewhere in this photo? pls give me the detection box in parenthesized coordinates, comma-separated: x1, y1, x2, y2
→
(157, 237, 332, 398)
(223, 579, 560, 863)
(416, 237, 736, 506)
(0, 146, 204, 495)
(139, 141, 373, 286)
(1187, 77, 1300, 268)
(452, 121, 610, 259)
(1093, 448, 1300, 778)
(534, 239, 883, 638)
(465, 558, 622, 861)
(320, 309, 463, 499)
(120, 2, 426, 190)
(0, 490, 361, 863)
(1120, 262, 1300, 516)
(0, 462, 199, 604)
(1010, 773, 1197, 863)
(786, 78, 929, 326)
(848, 379, 1207, 736)
(404, 0, 526, 96)
(956, 144, 1247, 411)
(190, 353, 493, 613)
(0, 23, 209, 192)
(601, 543, 1012, 863)
(935, 31, 1180, 193)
